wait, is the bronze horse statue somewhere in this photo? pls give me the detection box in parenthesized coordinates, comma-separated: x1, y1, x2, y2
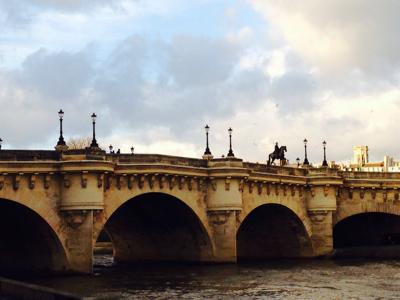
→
(267, 145, 287, 166)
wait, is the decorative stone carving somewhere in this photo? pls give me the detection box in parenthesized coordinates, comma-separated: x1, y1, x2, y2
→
(44, 173, 51, 189)
(63, 173, 70, 188)
(209, 177, 217, 191)
(139, 175, 145, 189)
(81, 172, 88, 188)
(383, 188, 387, 201)
(238, 179, 244, 192)
(208, 210, 232, 225)
(188, 177, 193, 191)
(149, 175, 156, 189)
(197, 177, 204, 191)
(62, 210, 89, 229)
(159, 175, 166, 189)
(290, 185, 295, 196)
(12, 173, 21, 190)
(299, 185, 303, 197)
(169, 176, 176, 190)
(275, 184, 279, 196)
(248, 181, 254, 193)
(225, 177, 231, 191)
(282, 184, 287, 196)
(360, 187, 365, 199)
(29, 174, 37, 189)
(178, 177, 185, 190)
(371, 188, 376, 199)
(324, 185, 329, 197)
(308, 210, 328, 223)
(266, 183, 270, 195)
(348, 188, 353, 199)
(257, 182, 263, 195)
(116, 175, 122, 190)
(105, 174, 111, 190)
(309, 185, 315, 197)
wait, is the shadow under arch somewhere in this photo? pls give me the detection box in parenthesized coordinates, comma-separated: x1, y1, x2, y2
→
(0, 198, 68, 275)
(102, 192, 214, 263)
(237, 204, 313, 261)
(334, 212, 400, 249)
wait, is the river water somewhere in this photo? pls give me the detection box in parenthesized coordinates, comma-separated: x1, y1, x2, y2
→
(20, 255, 400, 299)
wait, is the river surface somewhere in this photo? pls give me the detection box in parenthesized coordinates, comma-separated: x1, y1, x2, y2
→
(21, 255, 400, 299)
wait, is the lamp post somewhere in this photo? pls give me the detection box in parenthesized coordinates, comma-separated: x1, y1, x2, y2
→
(131, 146, 134, 155)
(227, 127, 234, 157)
(303, 138, 309, 165)
(109, 144, 113, 154)
(56, 109, 66, 146)
(296, 157, 300, 167)
(322, 140, 328, 167)
(204, 125, 211, 155)
(0, 138, 2, 150)
(90, 113, 99, 148)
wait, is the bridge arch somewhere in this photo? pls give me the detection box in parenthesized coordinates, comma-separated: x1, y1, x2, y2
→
(237, 203, 313, 260)
(0, 198, 68, 274)
(334, 203, 400, 226)
(333, 212, 400, 252)
(99, 192, 214, 263)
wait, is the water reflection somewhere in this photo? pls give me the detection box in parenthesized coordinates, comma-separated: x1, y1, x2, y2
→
(24, 255, 400, 299)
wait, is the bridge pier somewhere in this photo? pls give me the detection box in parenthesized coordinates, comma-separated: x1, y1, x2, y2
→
(308, 210, 334, 256)
(208, 210, 238, 262)
(206, 158, 245, 263)
(307, 184, 338, 256)
(62, 210, 94, 274)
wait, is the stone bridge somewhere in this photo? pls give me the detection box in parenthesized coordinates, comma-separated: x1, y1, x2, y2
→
(1, 148, 400, 274)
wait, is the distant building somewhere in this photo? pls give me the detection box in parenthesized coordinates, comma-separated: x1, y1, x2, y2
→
(338, 146, 400, 172)
(353, 146, 369, 165)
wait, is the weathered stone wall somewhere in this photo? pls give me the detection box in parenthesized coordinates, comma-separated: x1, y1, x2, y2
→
(1, 150, 400, 273)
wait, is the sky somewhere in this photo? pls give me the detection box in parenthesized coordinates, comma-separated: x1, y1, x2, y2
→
(1, 0, 400, 164)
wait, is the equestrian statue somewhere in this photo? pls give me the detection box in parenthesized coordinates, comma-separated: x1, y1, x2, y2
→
(267, 142, 287, 166)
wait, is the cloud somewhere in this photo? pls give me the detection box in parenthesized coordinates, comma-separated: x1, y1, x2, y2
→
(166, 35, 241, 87)
(251, 0, 400, 82)
(0, 33, 269, 150)
(2, 0, 400, 167)
(18, 48, 93, 99)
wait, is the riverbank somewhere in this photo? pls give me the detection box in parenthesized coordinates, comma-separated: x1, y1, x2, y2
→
(0, 277, 80, 300)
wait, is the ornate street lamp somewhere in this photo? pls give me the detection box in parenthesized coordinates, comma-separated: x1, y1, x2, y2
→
(56, 109, 66, 146)
(131, 146, 134, 155)
(296, 157, 300, 167)
(0, 138, 2, 150)
(322, 140, 328, 167)
(204, 125, 212, 155)
(90, 113, 99, 148)
(227, 127, 235, 157)
(303, 138, 309, 165)
(109, 144, 113, 153)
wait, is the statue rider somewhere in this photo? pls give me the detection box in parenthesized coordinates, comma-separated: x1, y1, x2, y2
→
(274, 142, 279, 156)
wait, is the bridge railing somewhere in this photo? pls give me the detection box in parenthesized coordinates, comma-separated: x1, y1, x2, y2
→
(107, 153, 208, 167)
(339, 171, 400, 180)
(0, 150, 60, 161)
(243, 162, 308, 176)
